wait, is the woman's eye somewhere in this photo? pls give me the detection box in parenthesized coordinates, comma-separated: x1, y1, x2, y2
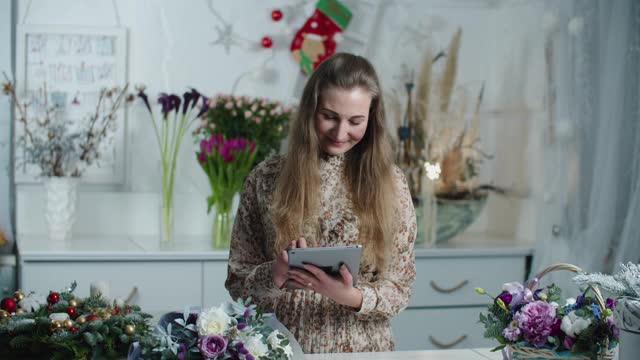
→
(349, 120, 363, 126)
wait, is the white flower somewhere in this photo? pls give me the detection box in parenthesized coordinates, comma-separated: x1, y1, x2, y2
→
(19, 293, 46, 312)
(197, 306, 232, 336)
(49, 312, 70, 322)
(565, 298, 576, 306)
(561, 310, 592, 338)
(550, 301, 559, 308)
(268, 330, 293, 358)
(267, 330, 282, 348)
(244, 333, 269, 358)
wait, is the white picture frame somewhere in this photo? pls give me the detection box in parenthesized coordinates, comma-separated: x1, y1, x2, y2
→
(14, 25, 128, 184)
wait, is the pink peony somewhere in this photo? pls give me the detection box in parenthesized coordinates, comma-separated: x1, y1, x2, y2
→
(514, 300, 558, 347)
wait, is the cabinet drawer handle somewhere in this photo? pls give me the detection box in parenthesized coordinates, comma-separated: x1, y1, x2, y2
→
(429, 335, 467, 349)
(429, 279, 469, 293)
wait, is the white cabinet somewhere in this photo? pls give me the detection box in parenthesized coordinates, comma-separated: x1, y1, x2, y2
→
(21, 261, 203, 313)
(391, 245, 532, 351)
(18, 234, 532, 351)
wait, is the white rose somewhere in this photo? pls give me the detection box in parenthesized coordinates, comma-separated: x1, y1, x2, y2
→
(197, 306, 232, 336)
(561, 310, 592, 338)
(244, 334, 269, 358)
(49, 313, 70, 322)
(267, 330, 282, 348)
(267, 330, 293, 358)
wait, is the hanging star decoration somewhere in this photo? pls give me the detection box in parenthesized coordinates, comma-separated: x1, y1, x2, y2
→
(210, 23, 240, 54)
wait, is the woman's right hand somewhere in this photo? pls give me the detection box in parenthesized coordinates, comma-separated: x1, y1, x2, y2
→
(272, 237, 307, 288)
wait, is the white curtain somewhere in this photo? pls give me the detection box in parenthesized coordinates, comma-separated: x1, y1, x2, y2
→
(533, 0, 640, 289)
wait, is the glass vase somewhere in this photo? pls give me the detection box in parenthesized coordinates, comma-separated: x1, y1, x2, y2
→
(160, 195, 174, 246)
(212, 208, 232, 249)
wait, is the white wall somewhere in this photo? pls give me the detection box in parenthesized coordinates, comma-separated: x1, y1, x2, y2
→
(14, 0, 547, 243)
(0, 0, 15, 252)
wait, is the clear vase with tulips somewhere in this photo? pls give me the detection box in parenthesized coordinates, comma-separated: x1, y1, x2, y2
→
(196, 134, 258, 248)
(137, 87, 209, 245)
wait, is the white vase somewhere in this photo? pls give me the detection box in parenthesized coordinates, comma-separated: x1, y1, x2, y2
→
(43, 177, 79, 243)
(615, 296, 640, 359)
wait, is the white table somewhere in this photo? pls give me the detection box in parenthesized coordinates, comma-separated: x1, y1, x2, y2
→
(306, 348, 502, 359)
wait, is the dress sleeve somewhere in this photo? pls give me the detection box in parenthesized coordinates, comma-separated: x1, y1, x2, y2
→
(224, 168, 285, 312)
(354, 167, 417, 321)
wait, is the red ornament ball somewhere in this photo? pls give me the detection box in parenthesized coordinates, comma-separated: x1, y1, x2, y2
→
(271, 9, 283, 22)
(261, 36, 273, 49)
(70, 326, 77, 332)
(86, 314, 99, 322)
(47, 305, 53, 311)
(47, 292, 60, 304)
(112, 307, 120, 315)
(1, 297, 16, 313)
(67, 306, 76, 318)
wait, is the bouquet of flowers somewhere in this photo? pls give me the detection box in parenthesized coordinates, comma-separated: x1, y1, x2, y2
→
(477, 264, 619, 360)
(129, 298, 294, 360)
(0, 282, 152, 360)
(137, 87, 209, 242)
(2, 72, 134, 177)
(196, 133, 258, 248)
(193, 94, 294, 169)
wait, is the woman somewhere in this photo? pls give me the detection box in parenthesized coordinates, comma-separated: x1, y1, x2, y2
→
(225, 53, 416, 353)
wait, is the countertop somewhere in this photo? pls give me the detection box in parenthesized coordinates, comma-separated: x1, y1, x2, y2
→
(17, 232, 533, 261)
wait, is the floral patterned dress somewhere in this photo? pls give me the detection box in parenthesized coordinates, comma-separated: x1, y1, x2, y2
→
(225, 154, 417, 354)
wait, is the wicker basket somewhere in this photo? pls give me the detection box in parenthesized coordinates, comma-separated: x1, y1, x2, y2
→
(507, 263, 618, 360)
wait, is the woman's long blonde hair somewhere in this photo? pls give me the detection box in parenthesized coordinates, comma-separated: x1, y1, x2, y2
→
(272, 53, 397, 269)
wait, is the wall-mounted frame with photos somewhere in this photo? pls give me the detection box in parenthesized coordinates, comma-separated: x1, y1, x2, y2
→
(14, 25, 127, 184)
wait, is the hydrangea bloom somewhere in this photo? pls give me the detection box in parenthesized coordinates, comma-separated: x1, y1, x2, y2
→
(514, 300, 558, 347)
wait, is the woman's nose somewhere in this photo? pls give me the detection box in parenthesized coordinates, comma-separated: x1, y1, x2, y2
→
(332, 121, 347, 140)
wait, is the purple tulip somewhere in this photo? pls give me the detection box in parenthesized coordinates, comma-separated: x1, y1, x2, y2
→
(497, 291, 513, 306)
(237, 322, 247, 330)
(606, 298, 615, 309)
(190, 88, 201, 109)
(169, 94, 181, 114)
(563, 336, 574, 350)
(182, 90, 194, 115)
(158, 93, 171, 116)
(198, 334, 227, 359)
(137, 90, 152, 113)
(197, 96, 210, 118)
(198, 152, 206, 163)
(243, 308, 251, 320)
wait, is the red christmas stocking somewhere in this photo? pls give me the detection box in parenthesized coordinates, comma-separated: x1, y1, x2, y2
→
(290, 0, 352, 75)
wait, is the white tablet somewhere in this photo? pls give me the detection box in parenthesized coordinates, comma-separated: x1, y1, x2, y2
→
(287, 245, 363, 287)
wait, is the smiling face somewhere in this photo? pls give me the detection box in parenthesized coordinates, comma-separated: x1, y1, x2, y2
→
(315, 86, 372, 156)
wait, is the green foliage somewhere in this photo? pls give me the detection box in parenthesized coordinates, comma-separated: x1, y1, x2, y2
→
(0, 283, 152, 360)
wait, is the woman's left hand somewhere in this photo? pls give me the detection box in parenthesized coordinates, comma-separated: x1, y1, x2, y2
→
(287, 264, 363, 309)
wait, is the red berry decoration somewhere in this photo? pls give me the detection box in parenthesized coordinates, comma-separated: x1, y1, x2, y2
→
(1, 297, 16, 313)
(125, 306, 131, 313)
(112, 307, 120, 315)
(47, 305, 53, 311)
(67, 306, 76, 318)
(261, 36, 273, 49)
(86, 314, 99, 322)
(70, 326, 77, 332)
(271, 9, 283, 22)
(47, 292, 60, 304)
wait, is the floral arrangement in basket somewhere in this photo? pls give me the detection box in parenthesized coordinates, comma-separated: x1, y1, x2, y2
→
(2, 72, 134, 177)
(476, 264, 619, 360)
(129, 297, 294, 360)
(193, 94, 295, 169)
(0, 282, 152, 360)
